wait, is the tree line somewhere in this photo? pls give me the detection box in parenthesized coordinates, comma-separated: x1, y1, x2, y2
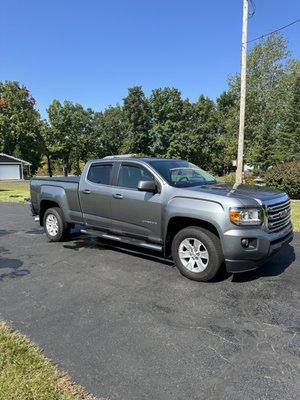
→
(0, 33, 299, 177)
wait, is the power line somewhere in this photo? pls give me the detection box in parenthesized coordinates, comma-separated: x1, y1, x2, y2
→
(247, 18, 300, 43)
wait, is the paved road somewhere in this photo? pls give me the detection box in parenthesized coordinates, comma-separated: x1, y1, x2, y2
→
(0, 202, 299, 400)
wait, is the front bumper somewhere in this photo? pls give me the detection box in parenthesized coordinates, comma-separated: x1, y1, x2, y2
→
(224, 224, 293, 273)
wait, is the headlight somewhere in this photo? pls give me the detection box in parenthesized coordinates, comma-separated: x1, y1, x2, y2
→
(229, 207, 263, 226)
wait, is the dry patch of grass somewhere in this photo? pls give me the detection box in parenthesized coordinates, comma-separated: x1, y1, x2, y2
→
(0, 322, 101, 400)
(0, 181, 30, 203)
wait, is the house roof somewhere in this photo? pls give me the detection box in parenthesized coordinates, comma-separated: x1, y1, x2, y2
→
(0, 153, 32, 165)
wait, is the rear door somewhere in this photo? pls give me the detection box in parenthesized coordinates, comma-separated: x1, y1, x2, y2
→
(79, 162, 115, 230)
(111, 162, 163, 243)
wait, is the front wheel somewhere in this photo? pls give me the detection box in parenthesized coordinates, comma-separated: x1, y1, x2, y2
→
(171, 227, 224, 282)
(43, 207, 70, 242)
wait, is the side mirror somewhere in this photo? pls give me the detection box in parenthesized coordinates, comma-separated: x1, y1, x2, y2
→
(138, 180, 157, 193)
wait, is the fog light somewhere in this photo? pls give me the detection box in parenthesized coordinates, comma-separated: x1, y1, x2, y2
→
(241, 238, 250, 248)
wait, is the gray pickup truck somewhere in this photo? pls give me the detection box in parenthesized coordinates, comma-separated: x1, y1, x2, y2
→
(30, 156, 293, 281)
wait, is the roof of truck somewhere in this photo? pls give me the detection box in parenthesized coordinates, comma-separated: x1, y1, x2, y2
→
(102, 155, 181, 163)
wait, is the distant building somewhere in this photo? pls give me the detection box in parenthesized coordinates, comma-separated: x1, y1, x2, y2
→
(0, 153, 31, 180)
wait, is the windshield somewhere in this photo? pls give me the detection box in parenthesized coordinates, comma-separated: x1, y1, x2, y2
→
(148, 160, 217, 187)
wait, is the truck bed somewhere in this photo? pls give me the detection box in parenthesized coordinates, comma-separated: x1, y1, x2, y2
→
(30, 176, 83, 223)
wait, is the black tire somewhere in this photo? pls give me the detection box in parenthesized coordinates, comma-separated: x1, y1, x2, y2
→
(43, 207, 70, 242)
(171, 226, 224, 282)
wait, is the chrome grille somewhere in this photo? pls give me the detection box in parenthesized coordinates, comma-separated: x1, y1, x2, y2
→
(266, 199, 291, 232)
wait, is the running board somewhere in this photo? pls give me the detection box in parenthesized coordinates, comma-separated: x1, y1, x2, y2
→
(80, 229, 162, 252)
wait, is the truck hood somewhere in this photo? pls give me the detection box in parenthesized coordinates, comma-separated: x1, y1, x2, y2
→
(184, 183, 286, 205)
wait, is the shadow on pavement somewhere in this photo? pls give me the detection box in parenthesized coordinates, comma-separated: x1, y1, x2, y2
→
(62, 227, 296, 281)
(64, 232, 174, 267)
(232, 243, 296, 283)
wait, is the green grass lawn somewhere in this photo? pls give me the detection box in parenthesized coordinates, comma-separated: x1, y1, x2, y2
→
(0, 322, 99, 400)
(0, 180, 299, 231)
(0, 181, 30, 203)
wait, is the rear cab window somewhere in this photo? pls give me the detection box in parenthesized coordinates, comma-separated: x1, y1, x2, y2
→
(87, 163, 113, 185)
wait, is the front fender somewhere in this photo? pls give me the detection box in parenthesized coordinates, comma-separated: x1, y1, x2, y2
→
(164, 196, 225, 247)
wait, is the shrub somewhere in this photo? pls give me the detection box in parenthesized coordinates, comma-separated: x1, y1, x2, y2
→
(221, 171, 257, 186)
(264, 162, 300, 199)
(222, 172, 236, 185)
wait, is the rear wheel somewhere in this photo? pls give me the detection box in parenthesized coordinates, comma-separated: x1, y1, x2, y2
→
(171, 226, 224, 282)
(43, 207, 70, 242)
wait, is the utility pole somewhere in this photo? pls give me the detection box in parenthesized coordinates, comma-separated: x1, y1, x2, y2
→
(236, 0, 249, 185)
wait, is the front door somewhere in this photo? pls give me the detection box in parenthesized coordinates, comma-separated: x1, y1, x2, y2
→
(111, 163, 162, 243)
(79, 162, 114, 230)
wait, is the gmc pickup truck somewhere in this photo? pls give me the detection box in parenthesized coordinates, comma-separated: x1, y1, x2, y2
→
(30, 156, 293, 281)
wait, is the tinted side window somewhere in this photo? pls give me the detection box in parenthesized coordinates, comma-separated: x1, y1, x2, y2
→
(87, 164, 112, 185)
(118, 165, 154, 189)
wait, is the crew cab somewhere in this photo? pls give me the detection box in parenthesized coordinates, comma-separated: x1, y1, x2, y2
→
(30, 156, 293, 281)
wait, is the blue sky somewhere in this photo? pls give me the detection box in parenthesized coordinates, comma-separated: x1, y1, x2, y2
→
(1, 0, 299, 118)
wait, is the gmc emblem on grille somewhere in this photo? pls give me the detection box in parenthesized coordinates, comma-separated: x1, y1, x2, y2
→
(279, 209, 288, 218)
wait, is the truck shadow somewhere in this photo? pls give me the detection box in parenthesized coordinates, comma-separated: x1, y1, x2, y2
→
(64, 233, 174, 267)
(63, 228, 296, 280)
(232, 243, 296, 283)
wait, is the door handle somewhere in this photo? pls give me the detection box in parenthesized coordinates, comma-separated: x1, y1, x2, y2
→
(82, 189, 91, 194)
(113, 193, 123, 199)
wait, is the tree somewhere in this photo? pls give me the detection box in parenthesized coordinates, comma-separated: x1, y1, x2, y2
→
(40, 121, 55, 177)
(216, 90, 239, 173)
(222, 33, 298, 171)
(47, 100, 93, 175)
(0, 81, 43, 173)
(273, 61, 300, 162)
(163, 96, 219, 171)
(149, 87, 187, 157)
(91, 106, 125, 158)
(122, 86, 151, 154)
(189, 95, 220, 171)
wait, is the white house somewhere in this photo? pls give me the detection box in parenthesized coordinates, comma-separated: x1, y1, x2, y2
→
(0, 153, 32, 180)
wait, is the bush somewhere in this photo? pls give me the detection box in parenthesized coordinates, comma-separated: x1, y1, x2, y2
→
(264, 162, 300, 199)
(221, 171, 257, 186)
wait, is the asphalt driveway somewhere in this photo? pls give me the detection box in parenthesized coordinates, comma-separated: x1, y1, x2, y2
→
(0, 202, 299, 400)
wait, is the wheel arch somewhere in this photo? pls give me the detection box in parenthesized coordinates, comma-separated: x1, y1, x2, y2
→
(39, 199, 61, 226)
(164, 216, 221, 257)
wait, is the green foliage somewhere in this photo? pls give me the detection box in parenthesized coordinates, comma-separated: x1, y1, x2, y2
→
(222, 172, 257, 186)
(218, 33, 299, 171)
(0, 33, 298, 177)
(272, 64, 300, 163)
(122, 86, 151, 154)
(47, 100, 94, 175)
(216, 91, 239, 173)
(264, 162, 300, 199)
(149, 87, 187, 156)
(0, 81, 43, 173)
(91, 106, 125, 158)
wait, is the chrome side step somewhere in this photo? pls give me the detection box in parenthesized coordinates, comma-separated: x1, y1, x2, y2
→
(80, 229, 162, 252)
